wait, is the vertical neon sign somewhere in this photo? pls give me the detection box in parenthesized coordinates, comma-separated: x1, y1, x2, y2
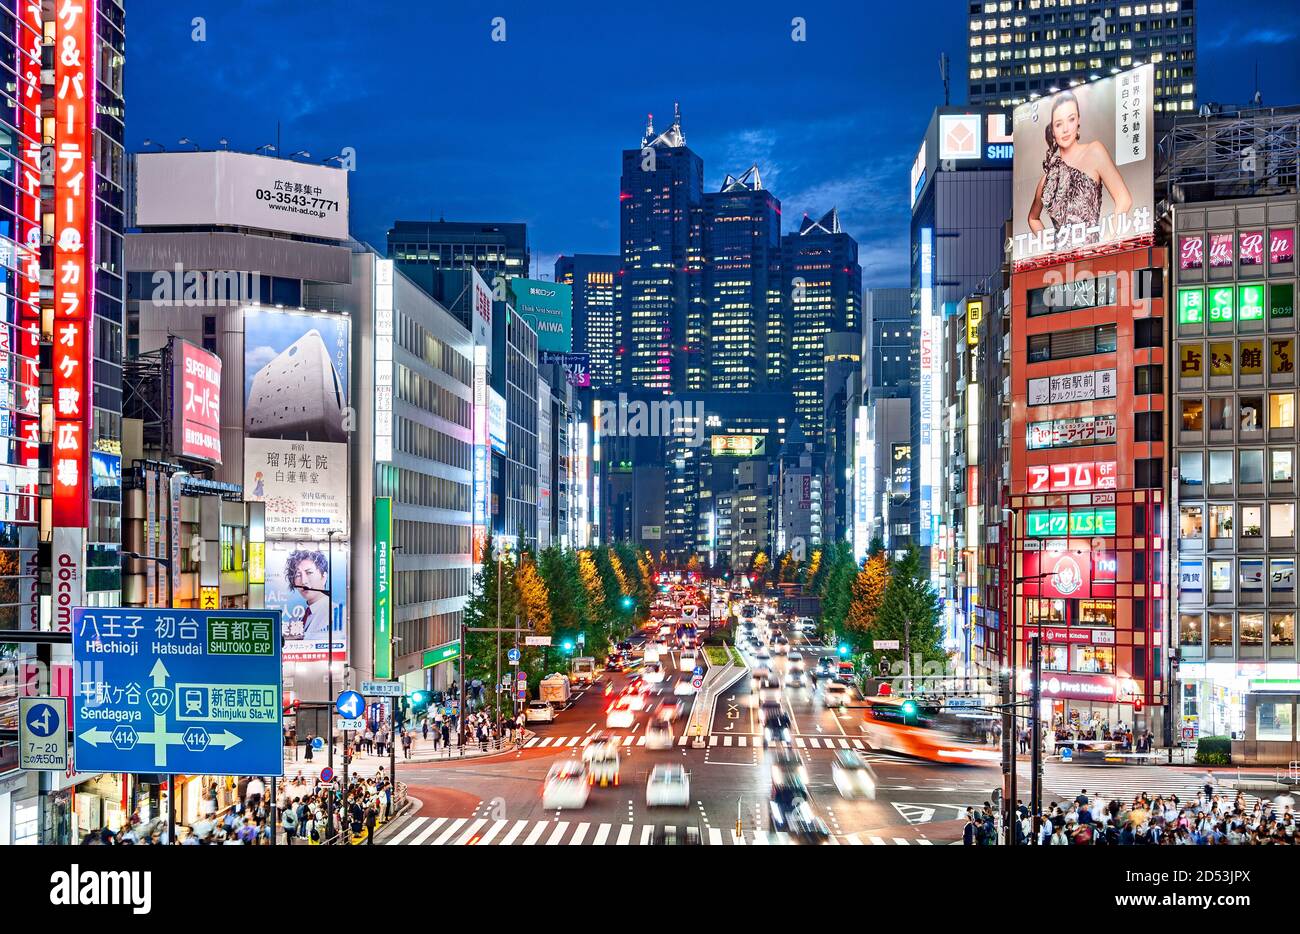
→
(918, 227, 934, 549)
(52, 0, 95, 528)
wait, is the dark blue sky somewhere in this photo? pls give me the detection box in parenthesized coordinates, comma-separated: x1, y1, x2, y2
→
(129, 0, 1299, 287)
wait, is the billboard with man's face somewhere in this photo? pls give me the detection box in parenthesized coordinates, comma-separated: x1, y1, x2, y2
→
(265, 539, 349, 662)
(1010, 64, 1155, 269)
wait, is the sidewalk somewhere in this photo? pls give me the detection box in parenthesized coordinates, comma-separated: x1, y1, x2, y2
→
(279, 729, 535, 782)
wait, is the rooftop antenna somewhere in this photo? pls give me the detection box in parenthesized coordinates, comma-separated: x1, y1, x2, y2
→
(1252, 62, 1263, 107)
(940, 52, 950, 106)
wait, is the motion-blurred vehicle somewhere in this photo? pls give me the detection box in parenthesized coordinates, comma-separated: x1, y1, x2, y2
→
(762, 711, 792, 747)
(787, 651, 804, 669)
(656, 696, 682, 722)
(643, 662, 665, 684)
(759, 675, 782, 704)
(673, 677, 696, 696)
(619, 689, 647, 711)
(858, 696, 1000, 764)
(769, 795, 830, 843)
(570, 656, 597, 685)
(815, 657, 836, 678)
(646, 764, 691, 807)
(645, 720, 674, 749)
(539, 675, 571, 705)
(582, 737, 620, 787)
(755, 647, 772, 663)
(525, 700, 556, 722)
(831, 749, 877, 799)
(821, 681, 850, 708)
(785, 669, 806, 689)
(605, 701, 636, 729)
(769, 747, 808, 787)
(542, 760, 591, 809)
(679, 648, 697, 669)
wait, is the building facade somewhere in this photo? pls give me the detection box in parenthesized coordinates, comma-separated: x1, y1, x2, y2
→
(556, 253, 621, 388)
(388, 220, 530, 283)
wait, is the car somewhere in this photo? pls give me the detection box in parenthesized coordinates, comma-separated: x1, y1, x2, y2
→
(619, 689, 647, 711)
(753, 662, 772, 681)
(646, 764, 691, 807)
(762, 712, 792, 747)
(645, 720, 674, 749)
(583, 739, 621, 787)
(606, 702, 636, 729)
(542, 760, 591, 809)
(755, 648, 771, 662)
(769, 795, 830, 843)
(785, 669, 806, 689)
(759, 676, 782, 703)
(650, 823, 702, 845)
(643, 645, 661, 664)
(643, 662, 665, 684)
(674, 677, 696, 696)
(525, 700, 556, 723)
(680, 649, 697, 669)
(656, 696, 682, 722)
(787, 651, 804, 669)
(815, 657, 836, 677)
(831, 749, 877, 800)
(769, 748, 808, 787)
(821, 681, 850, 708)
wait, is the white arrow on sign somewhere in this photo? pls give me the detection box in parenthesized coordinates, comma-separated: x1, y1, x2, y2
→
(209, 730, 244, 749)
(78, 728, 114, 747)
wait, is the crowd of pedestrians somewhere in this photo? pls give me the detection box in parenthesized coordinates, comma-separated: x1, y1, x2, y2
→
(964, 772, 1297, 845)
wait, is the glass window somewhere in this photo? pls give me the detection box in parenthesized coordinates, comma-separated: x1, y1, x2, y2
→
(1241, 505, 1263, 537)
(1209, 504, 1234, 539)
(1270, 392, 1295, 428)
(1043, 644, 1068, 672)
(1209, 613, 1233, 646)
(1270, 503, 1295, 538)
(1240, 612, 1265, 645)
(1078, 600, 1115, 627)
(1179, 452, 1203, 485)
(1240, 449, 1265, 484)
(1180, 400, 1203, 431)
(1179, 505, 1203, 541)
(1178, 613, 1203, 646)
(1272, 449, 1294, 481)
(1207, 397, 1234, 430)
(1241, 396, 1263, 430)
(1072, 645, 1115, 674)
(1256, 702, 1294, 742)
(1208, 451, 1233, 484)
(1271, 612, 1296, 647)
(1211, 559, 1233, 591)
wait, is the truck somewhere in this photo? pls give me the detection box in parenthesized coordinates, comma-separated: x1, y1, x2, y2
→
(539, 674, 572, 705)
(569, 656, 597, 685)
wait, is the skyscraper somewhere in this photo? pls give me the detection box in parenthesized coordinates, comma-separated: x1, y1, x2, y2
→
(556, 253, 622, 388)
(782, 208, 863, 442)
(619, 104, 703, 393)
(700, 165, 783, 393)
(865, 286, 912, 401)
(966, 0, 1196, 113)
(388, 219, 530, 283)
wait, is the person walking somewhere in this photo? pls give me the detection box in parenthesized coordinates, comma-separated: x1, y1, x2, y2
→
(401, 730, 413, 759)
(421, 718, 429, 742)
(441, 720, 451, 753)
(364, 800, 377, 845)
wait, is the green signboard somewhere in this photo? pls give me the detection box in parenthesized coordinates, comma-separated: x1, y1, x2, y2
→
(1239, 284, 1265, 321)
(1208, 286, 1234, 322)
(512, 278, 573, 353)
(1272, 282, 1295, 320)
(374, 497, 393, 679)
(1026, 507, 1116, 538)
(1177, 288, 1203, 324)
(422, 641, 461, 668)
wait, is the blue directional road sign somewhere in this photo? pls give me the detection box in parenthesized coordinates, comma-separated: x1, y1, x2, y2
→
(20, 696, 68, 771)
(72, 608, 283, 776)
(507, 648, 520, 664)
(335, 690, 365, 719)
(311, 736, 325, 751)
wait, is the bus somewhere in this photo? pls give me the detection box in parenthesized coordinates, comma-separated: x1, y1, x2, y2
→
(858, 696, 1000, 764)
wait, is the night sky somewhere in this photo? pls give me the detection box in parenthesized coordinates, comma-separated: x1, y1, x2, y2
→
(127, 0, 1300, 287)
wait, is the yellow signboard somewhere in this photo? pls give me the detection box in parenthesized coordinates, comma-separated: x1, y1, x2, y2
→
(1240, 340, 1263, 376)
(1209, 342, 1234, 377)
(966, 300, 984, 346)
(1179, 345, 1202, 378)
(711, 435, 765, 457)
(248, 541, 265, 585)
(200, 586, 219, 609)
(1273, 338, 1295, 375)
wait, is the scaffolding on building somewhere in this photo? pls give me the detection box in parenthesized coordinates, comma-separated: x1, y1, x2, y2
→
(1159, 106, 1300, 203)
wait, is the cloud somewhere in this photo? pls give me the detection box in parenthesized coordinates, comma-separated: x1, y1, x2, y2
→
(1203, 26, 1295, 50)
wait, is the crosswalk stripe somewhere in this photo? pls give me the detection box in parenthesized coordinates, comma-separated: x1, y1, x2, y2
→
(385, 816, 426, 846)
(837, 739, 850, 749)
(615, 824, 633, 845)
(521, 822, 549, 845)
(751, 831, 769, 845)
(523, 737, 539, 748)
(844, 833, 863, 845)
(499, 820, 529, 846)
(852, 739, 865, 749)
(410, 817, 446, 845)
(622, 736, 634, 746)
(545, 822, 570, 846)
(592, 824, 611, 845)
(868, 835, 886, 845)
(640, 825, 653, 845)
(476, 820, 509, 845)
(892, 837, 910, 846)
(565, 737, 579, 747)
(635, 736, 646, 745)
(738, 736, 748, 747)
(795, 737, 806, 747)
(677, 735, 690, 746)
(453, 818, 487, 845)
(709, 736, 719, 746)
(580, 736, 594, 746)
(731, 830, 746, 846)
(708, 828, 723, 845)
(916, 839, 933, 845)
(569, 822, 590, 846)
(724, 735, 733, 746)
(537, 737, 554, 747)
(431, 818, 467, 845)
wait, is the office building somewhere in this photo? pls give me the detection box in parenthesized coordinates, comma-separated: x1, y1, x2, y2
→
(783, 209, 863, 443)
(388, 219, 530, 284)
(556, 253, 622, 388)
(966, 0, 1196, 113)
(865, 286, 912, 401)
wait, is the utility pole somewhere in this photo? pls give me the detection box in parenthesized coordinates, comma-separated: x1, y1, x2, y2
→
(999, 667, 1015, 845)
(1030, 633, 1043, 845)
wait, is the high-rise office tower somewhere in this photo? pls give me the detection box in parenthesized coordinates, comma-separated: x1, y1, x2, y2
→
(966, 0, 1196, 113)
(619, 104, 703, 393)
(701, 165, 783, 393)
(782, 209, 863, 442)
(556, 253, 622, 388)
(866, 286, 912, 401)
(388, 219, 530, 283)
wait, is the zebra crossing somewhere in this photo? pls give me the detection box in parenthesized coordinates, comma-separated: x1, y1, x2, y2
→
(382, 815, 939, 846)
(1038, 765, 1263, 809)
(522, 733, 879, 751)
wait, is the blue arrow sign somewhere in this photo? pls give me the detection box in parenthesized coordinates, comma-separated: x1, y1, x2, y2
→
(335, 690, 365, 719)
(311, 736, 325, 751)
(72, 608, 283, 776)
(507, 648, 520, 663)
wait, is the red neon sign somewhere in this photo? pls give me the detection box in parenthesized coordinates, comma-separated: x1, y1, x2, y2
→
(52, 0, 95, 528)
(1026, 460, 1116, 493)
(177, 342, 223, 463)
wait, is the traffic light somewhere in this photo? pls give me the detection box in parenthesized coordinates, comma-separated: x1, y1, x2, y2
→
(409, 690, 429, 715)
(837, 643, 850, 657)
(900, 699, 919, 724)
(562, 640, 575, 654)
(621, 595, 634, 611)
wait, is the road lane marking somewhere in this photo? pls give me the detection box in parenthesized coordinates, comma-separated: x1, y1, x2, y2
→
(410, 817, 445, 846)
(523, 737, 539, 748)
(795, 737, 806, 747)
(592, 824, 611, 845)
(844, 833, 863, 845)
(545, 822, 570, 845)
(569, 822, 590, 845)
(837, 738, 850, 748)
(724, 735, 733, 746)
(537, 737, 554, 747)
(869, 835, 887, 845)
(476, 820, 508, 845)
(731, 830, 747, 845)
(431, 818, 467, 845)
(453, 818, 487, 845)
(385, 816, 426, 845)
(639, 825, 653, 845)
(521, 822, 549, 845)
(499, 820, 529, 846)
(615, 824, 633, 845)
(893, 837, 911, 846)
(565, 736, 579, 746)
(708, 828, 723, 845)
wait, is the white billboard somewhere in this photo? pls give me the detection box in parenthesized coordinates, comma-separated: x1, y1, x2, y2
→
(245, 438, 350, 538)
(135, 151, 349, 240)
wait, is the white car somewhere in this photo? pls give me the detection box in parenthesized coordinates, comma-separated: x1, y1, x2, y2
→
(787, 651, 804, 669)
(645, 721, 674, 749)
(542, 760, 591, 809)
(606, 703, 636, 729)
(643, 662, 665, 684)
(525, 700, 556, 723)
(831, 750, 877, 800)
(583, 740, 620, 787)
(645, 764, 691, 807)
(822, 682, 850, 708)
(644, 645, 661, 664)
(674, 677, 696, 696)
(680, 649, 697, 669)
(755, 648, 771, 663)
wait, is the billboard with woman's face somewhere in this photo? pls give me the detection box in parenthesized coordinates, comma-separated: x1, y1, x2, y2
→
(1010, 64, 1154, 269)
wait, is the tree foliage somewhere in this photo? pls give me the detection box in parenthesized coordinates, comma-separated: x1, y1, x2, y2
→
(873, 545, 945, 667)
